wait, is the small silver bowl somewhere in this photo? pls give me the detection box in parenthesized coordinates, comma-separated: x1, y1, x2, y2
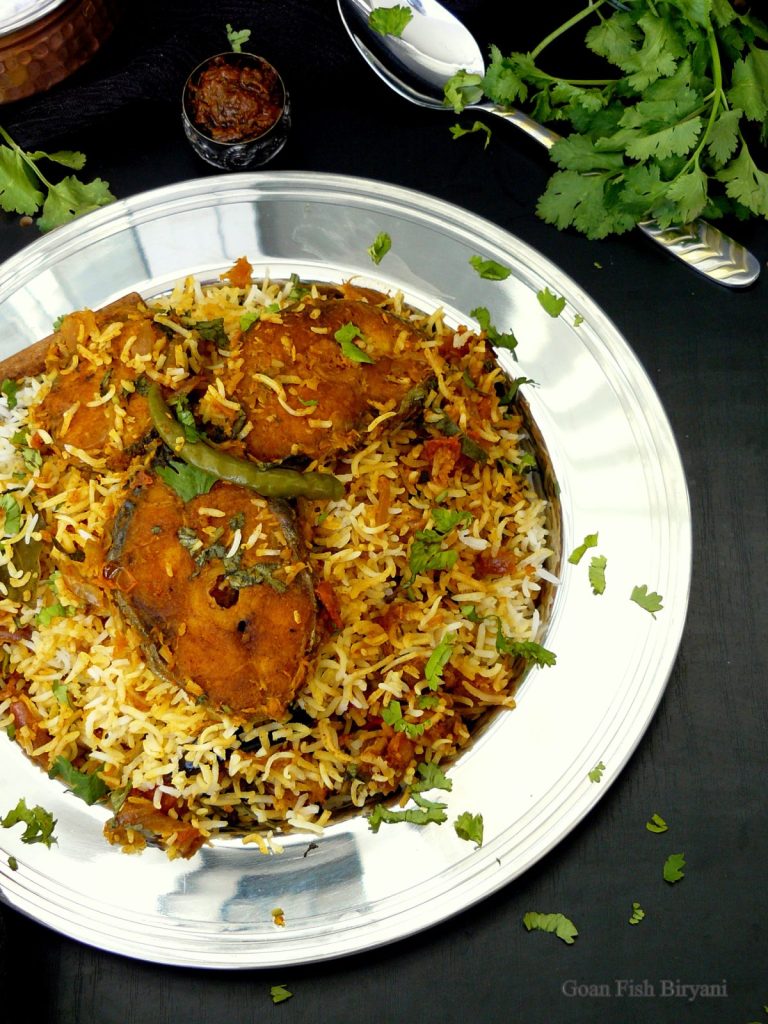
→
(181, 52, 290, 170)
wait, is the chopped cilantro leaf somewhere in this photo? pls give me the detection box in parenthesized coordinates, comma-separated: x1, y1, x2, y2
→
(498, 376, 535, 406)
(431, 507, 471, 534)
(269, 985, 293, 1004)
(443, 70, 484, 113)
(157, 459, 217, 503)
(663, 852, 685, 883)
(537, 287, 566, 318)
(573, 313, 585, 327)
(35, 601, 73, 628)
(454, 810, 484, 847)
(0, 493, 21, 536)
(469, 255, 512, 280)
(367, 231, 392, 264)
(52, 681, 69, 706)
(417, 693, 440, 710)
(381, 700, 425, 739)
(1, 378, 19, 409)
(226, 23, 251, 52)
(368, 800, 447, 832)
(460, 603, 483, 623)
(170, 394, 200, 442)
(368, 5, 412, 37)
(588, 761, 605, 783)
(367, 761, 450, 833)
(629, 902, 645, 925)
(333, 323, 375, 364)
(588, 554, 607, 595)
(49, 755, 108, 805)
(413, 762, 452, 793)
(186, 317, 228, 348)
(1, 798, 57, 847)
(22, 446, 42, 472)
(631, 584, 664, 617)
(646, 813, 668, 834)
(424, 635, 454, 690)
(240, 312, 260, 331)
(407, 529, 458, 580)
(523, 911, 578, 944)
(52, 315, 65, 331)
(568, 532, 598, 565)
(8, 855, 18, 870)
(470, 306, 518, 352)
(495, 630, 557, 667)
(450, 120, 492, 148)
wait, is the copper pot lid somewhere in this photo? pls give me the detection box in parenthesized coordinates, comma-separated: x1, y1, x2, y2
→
(0, 0, 68, 36)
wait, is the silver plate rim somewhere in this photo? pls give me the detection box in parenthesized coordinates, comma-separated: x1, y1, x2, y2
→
(0, 171, 692, 968)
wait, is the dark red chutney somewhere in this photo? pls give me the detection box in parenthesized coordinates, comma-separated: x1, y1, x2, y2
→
(187, 55, 284, 143)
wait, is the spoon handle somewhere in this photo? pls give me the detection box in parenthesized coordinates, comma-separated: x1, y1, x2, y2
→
(478, 102, 761, 289)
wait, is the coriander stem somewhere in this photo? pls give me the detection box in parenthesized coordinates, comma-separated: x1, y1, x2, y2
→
(530, 0, 610, 61)
(0, 124, 52, 190)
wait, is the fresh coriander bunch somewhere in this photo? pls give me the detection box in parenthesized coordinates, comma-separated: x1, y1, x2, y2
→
(445, 0, 768, 238)
(0, 125, 114, 232)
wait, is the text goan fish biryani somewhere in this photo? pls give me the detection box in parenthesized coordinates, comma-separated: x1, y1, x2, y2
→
(0, 257, 555, 859)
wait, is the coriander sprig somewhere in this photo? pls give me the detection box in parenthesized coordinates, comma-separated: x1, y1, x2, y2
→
(445, 1, 768, 237)
(0, 125, 114, 232)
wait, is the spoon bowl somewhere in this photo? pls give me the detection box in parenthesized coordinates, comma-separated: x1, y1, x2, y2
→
(337, 0, 760, 288)
(338, 0, 484, 108)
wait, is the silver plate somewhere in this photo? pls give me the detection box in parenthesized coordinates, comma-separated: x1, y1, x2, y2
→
(0, 172, 691, 968)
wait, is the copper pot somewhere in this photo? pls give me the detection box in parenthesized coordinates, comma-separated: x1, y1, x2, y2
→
(0, 0, 122, 104)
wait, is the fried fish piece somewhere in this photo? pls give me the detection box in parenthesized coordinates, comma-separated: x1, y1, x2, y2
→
(219, 297, 433, 463)
(29, 295, 198, 467)
(108, 477, 317, 721)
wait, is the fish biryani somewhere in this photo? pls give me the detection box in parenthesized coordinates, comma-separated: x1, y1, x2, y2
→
(0, 258, 556, 859)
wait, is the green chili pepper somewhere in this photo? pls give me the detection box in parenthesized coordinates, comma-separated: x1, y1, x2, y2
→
(147, 384, 344, 501)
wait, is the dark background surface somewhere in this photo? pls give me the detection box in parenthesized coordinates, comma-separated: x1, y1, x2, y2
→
(1, 2, 766, 1022)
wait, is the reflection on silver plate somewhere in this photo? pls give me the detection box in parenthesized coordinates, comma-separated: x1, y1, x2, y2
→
(0, 172, 691, 968)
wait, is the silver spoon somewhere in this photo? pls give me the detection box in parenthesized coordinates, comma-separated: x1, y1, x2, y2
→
(337, 0, 761, 288)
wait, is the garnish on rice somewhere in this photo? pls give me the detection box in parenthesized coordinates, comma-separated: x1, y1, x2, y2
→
(0, 262, 557, 858)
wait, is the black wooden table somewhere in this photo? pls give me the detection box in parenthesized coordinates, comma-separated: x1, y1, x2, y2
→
(1, 3, 766, 1021)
